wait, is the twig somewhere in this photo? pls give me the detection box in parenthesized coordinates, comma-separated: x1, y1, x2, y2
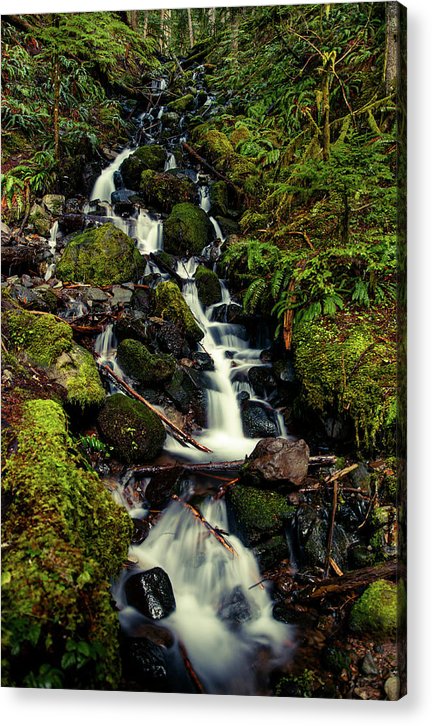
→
(324, 479, 339, 578)
(172, 494, 238, 557)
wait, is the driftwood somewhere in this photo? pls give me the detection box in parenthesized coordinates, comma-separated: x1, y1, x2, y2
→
(172, 494, 238, 557)
(178, 642, 205, 693)
(97, 360, 212, 454)
(182, 142, 243, 196)
(295, 560, 400, 602)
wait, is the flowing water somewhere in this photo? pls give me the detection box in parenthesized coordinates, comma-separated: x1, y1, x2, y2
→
(89, 79, 293, 694)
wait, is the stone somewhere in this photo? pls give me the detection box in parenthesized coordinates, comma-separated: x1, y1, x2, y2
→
(124, 567, 176, 620)
(120, 637, 170, 692)
(155, 281, 204, 343)
(42, 194, 65, 215)
(349, 580, 405, 640)
(240, 398, 279, 439)
(139, 170, 197, 214)
(227, 484, 294, 547)
(245, 437, 310, 486)
(384, 675, 400, 701)
(117, 338, 176, 386)
(120, 145, 167, 189)
(361, 651, 379, 675)
(82, 287, 109, 303)
(29, 203, 51, 236)
(110, 285, 134, 306)
(163, 202, 214, 257)
(217, 586, 252, 626)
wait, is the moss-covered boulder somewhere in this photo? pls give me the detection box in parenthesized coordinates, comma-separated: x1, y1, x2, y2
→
(117, 338, 176, 386)
(209, 181, 229, 217)
(163, 202, 214, 257)
(1, 399, 132, 689)
(56, 223, 144, 286)
(227, 484, 294, 547)
(349, 580, 406, 640)
(194, 129, 234, 170)
(119, 145, 166, 189)
(194, 265, 222, 307)
(97, 393, 166, 464)
(155, 281, 204, 343)
(28, 203, 51, 236)
(166, 93, 195, 114)
(293, 315, 397, 452)
(5, 309, 105, 410)
(140, 170, 197, 213)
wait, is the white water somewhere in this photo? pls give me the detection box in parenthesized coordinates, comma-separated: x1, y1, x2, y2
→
(90, 147, 135, 204)
(164, 152, 176, 171)
(115, 497, 292, 695)
(44, 221, 59, 281)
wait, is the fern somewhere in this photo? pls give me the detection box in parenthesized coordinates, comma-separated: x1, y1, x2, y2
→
(243, 278, 267, 313)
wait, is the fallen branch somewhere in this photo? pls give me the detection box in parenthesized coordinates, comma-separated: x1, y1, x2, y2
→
(295, 560, 400, 602)
(97, 361, 212, 454)
(285, 230, 315, 251)
(172, 494, 237, 557)
(325, 463, 358, 483)
(324, 479, 339, 578)
(178, 642, 205, 693)
(214, 478, 240, 500)
(130, 455, 336, 478)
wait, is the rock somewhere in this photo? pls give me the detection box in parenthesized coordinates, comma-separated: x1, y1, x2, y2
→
(155, 320, 191, 359)
(48, 343, 106, 410)
(252, 535, 289, 572)
(110, 285, 134, 307)
(240, 397, 279, 439)
(42, 194, 65, 215)
(82, 287, 109, 303)
(124, 567, 176, 620)
(120, 145, 166, 189)
(155, 281, 204, 343)
(218, 586, 252, 626)
(369, 506, 398, 560)
(194, 265, 222, 307)
(227, 484, 294, 547)
(349, 462, 371, 493)
(115, 312, 151, 345)
(384, 675, 400, 701)
(120, 637, 170, 692)
(29, 203, 51, 236)
(244, 437, 310, 486)
(1, 221, 12, 236)
(166, 93, 195, 114)
(248, 366, 277, 398)
(139, 170, 197, 213)
(97, 393, 166, 464)
(56, 222, 144, 286)
(161, 110, 180, 127)
(163, 202, 214, 257)
(20, 274, 33, 288)
(9, 284, 49, 311)
(131, 518, 151, 546)
(117, 338, 176, 386)
(191, 351, 214, 371)
(349, 580, 405, 640)
(292, 505, 351, 570)
(209, 181, 229, 217)
(361, 651, 379, 675)
(164, 366, 206, 424)
(58, 213, 86, 235)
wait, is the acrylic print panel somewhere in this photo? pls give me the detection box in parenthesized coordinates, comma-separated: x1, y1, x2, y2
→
(1, 1, 406, 699)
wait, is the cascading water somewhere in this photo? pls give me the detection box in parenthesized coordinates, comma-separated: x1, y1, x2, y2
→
(86, 76, 293, 695)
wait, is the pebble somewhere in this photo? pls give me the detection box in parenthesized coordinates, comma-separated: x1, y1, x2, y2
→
(361, 651, 379, 675)
(384, 674, 400, 701)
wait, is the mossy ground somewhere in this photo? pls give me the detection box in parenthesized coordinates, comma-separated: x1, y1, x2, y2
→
(56, 222, 144, 286)
(1, 399, 133, 689)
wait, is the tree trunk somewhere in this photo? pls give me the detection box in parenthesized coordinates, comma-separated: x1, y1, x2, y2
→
(187, 8, 195, 49)
(127, 10, 138, 31)
(385, 2, 400, 95)
(143, 11, 148, 38)
(159, 9, 165, 53)
(208, 7, 216, 35)
(322, 68, 331, 161)
(231, 8, 239, 66)
(52, 15, 60, 165)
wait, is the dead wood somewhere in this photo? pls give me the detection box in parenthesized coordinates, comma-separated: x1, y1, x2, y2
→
(178, 642, 205, 693)
(172, 494, 238, 557)
(295, 560, 400, 601)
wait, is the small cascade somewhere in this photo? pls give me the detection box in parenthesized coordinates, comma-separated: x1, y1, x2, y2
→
(90, 146, 135, 205)
(115, 496, 292, 695)
(164, 152, 176, 171)
(44, 220, 59, 281)
(94, 323, 124, 391)
(135, 209, 163, 254)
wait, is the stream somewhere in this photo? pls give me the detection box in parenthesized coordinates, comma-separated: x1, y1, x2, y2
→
(70, 74, 294, 694)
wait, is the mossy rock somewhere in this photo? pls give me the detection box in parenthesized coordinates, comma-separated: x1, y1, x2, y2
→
(5, 309, 105, 410)
(194, 265, 222, 307)
(28, 203, 51, 236)
(214, 216, 240, 237)
(1, 399, 133, 689)
(369, 506, 398, 561)
(349, 579, 406, 640)
(155, 281, 204, 343)
(209, 181, 229, 217)
(230, 125, 252, 148)
(163, 202, 214, 257)
(140, 170, 197, 213)
(56, 223, 144, 286)
(227, 484, 294, 546)
(293, 315, 397, 453)
(119, 145, 166, 188)
(117, 338, 176, 386)
(166, 93, 195, 114)
(194, 129, 234, 170)
(97, 393, 166, 464)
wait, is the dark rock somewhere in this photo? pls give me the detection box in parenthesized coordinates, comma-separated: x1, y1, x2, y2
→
(64, 197, 86, 215)
(253, 535, 289, 572)
(191, 351, 214, 371)
(120, 145, 167, 189)
(155, 321, 191, 359)
(145, 468, 181, 508)
(115, 312, 150, 345)
(58, 213, 86, 235)
(245, 437, 310, 486)
(248, 366, 278, 398)
(131, 287, 154, 314)
(293, 505, 351, 570)
(163, 203, 214, 257)
(218, 586, 252, 626)
(140, 170, 197, 213)
(240, 398, 279, 439)
(131, 518, 151, 546)
(164, 366, 206, 425)
(361, 651, 379, 676)
(120, 636, 170, 692)
(9, 284, 50, 311)
(124, 567, 176, 620)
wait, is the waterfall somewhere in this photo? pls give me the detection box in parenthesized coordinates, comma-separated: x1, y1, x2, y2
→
(90, 147, 135, 204)
(164, 152, 176, 171)
(115, 497, 292, 695)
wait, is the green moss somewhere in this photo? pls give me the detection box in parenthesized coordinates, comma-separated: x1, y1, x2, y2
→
(349, 579, 406, 640)
(1, 399, 132, 689)
(227, 484, 294, 546)
(117, 338, 176, 385)
(230, 125, 252, 147)
(28, 203, 51, 236)
(196, 129, 234, 169)
(155, 281, 204, 343)
(166, 93, 195, 114)
(293, 316, 397, 452)
(194, 265, 222, 307)
(119, 145, 166, 188)
(163, 202, 214, 257)
(140, 170, 196, 213)
(96, 393, 166, 464)
(6, 309, 73, 368)
(56, 223, 144, 286)
(209, 181, 229, 217)
(52, 344, 106, 410)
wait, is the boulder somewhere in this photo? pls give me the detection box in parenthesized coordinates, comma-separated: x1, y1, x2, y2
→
(227, 484, 294, 547)
(217, 586, 252, 627)
(164, 366, 206, 425)
(124, 567, 176, 620)
(139, 170, 197, 213)
(292, 504, 351, 571)
(239, 396, 280, 439)
(154, 320, 191, 359)
(117, 338, 176, 386)
(120, 637, 170, 692)
(48, 343, 106, 410)
(42, 194, 65, 216)
(58, 213, 86, 235)
(155, 281, 204, 343)
(163, 203, 214, 257)
(97, 393, 166, 464)
(120, 145, 166, 189)
(248, 366, 277, 398)
(56, 223, 144, 286)
(244, 437, 310, 486)
(194, 265, 222, 307)
(28, 203, 51, 236)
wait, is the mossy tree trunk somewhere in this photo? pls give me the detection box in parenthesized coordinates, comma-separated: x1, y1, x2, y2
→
(187, 8, 195, 49)
(52, 15, 61, 165)
(385, 1, 400, 96)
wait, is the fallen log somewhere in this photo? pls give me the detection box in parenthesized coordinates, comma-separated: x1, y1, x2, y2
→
(182, 142, 243, 196)
(172, 494, 238, 557)
(130, 455, 336, 478)
(295, 560, 400, 602)
(97, 360, 212, 454)
(178, 642, 205, 693)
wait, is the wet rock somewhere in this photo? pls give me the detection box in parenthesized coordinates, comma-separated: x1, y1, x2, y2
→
(227, 484, 294, 547)
(210, 301, 244, 324)
(349, 462, 371, 493)
(29, 203, 51, 236)
(240, 397, 279, 439)
(253, 535, 289, 572)
(131, 518, 151, 546)
(292, 504, 351, 571)
(155, 281, 204, 343)
(218, 586, 252, 626)
(131, 287, 154, 314)
(384, 674, 400, 700)
(117, 338, 176, 386)
(120, 636, 170, 692)
(124, 567, 176, 620)
(163, 202, 214, 257)
(245, 437, 310, 486)
(9, 284, 50, 311)
(154, 320, 191, 359)
(115, 312, 150, 345)
(97, 393, 166, 464)
(42, 194, 65, 215)
(194, 265, 222, 307)
(2, 244, 42, 277)
(361, 651, 379, 676)
(191, 351, 214, 371)
(145, 468, 181, 508)
(64, 197, 86, 214)
(58, 213, 86, 235)
(248, 366, 278, 398)
(164, 365, 206, 424)
(110, 285, 134, 307)
(120, 145, 166, 189)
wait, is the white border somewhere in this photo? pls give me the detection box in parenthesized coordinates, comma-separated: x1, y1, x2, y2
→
(1, 1, 432, 724)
